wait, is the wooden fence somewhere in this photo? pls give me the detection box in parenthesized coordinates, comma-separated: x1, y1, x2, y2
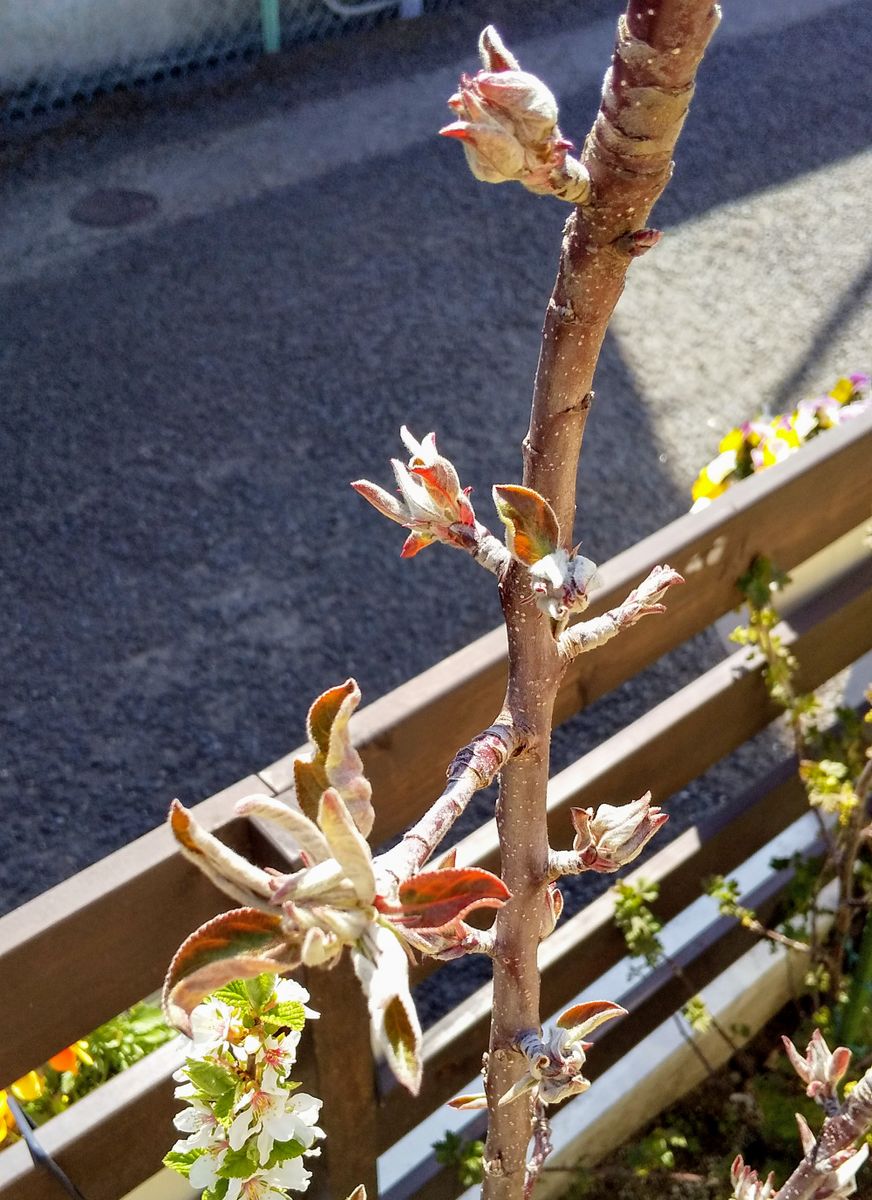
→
(1, 411, 870, 1200)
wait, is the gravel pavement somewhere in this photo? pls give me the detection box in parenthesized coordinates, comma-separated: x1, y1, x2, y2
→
(2, 0, 871, 921)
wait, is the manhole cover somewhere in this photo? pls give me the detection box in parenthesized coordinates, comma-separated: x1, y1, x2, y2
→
(69, 187, 159, 228)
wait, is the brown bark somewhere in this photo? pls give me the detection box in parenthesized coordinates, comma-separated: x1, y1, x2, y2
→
(481, 3, 720, 1196)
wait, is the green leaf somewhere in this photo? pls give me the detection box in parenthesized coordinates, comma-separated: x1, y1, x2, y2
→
(218, 1145, 260, 1179)
(185, 1060, 239, 1098)
(244, 973, 276, 1014)
(204, 1181, 230, 1200)
(263, 1000, 306, 1032)
(213, 1087, 236, 1122)
(163, 1148, 206, 1178)
(265, 1137, 306, 1167)
(211, 980, 253, 1011)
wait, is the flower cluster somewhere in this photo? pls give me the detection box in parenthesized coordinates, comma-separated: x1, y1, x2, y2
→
(165, 975, 324, 1199)
(691, 374, 870, 511)
(439, 25, 591, 203)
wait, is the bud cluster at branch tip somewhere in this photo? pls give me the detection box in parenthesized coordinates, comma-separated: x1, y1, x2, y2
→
(733, 1034, 871, 1199)
(782, 1029, 851, 1107)
(570, 792, 668, 873)
(440, 26, 591, 204)
(351, 427, 476, 558)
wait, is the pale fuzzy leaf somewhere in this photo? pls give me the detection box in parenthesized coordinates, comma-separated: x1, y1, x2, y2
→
(478, 24, 520, 71)
(235, 794, 331, 864)
(318, 789, 376, 903)
(498, 1074, 538, 1107)
(323, 680, 374, 837)
(350, 479, 406, 524)
(169, 799, 273, 901)
(353, 925, 423, 1095)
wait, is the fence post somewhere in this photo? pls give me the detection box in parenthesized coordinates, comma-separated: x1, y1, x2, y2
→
(306, 956, 380, 1198)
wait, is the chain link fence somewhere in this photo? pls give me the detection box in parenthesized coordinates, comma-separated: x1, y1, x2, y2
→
(0, 0, 458, 127)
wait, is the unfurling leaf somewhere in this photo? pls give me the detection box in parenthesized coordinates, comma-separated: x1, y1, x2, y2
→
(556, 999, 626, 1041)
(317, 788, 376, 904)
(345, 1188, 367, 1200)
(294, 679, 374, 836)
(162, 908, 293, 1034)
(492, 484, 560, 564)
(383, 994, 422, 1096)
(448, 1093, 488, 1110)
(353, 924, 423, 1094)
(380, 867, 510, 931)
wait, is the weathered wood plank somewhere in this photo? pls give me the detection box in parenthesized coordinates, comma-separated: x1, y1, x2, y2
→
(441, 552, 872, 885)
(305, 957, 380, 1200)
(0, 776, 265, 1086)
(264, 413, 872, 846)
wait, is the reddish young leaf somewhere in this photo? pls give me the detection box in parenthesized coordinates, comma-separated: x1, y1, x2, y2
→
(556, 999, 626, 1038)
(307, 680, 356, 755)
(400, 530, 436, 558)
(492, 484, 560, 564)
(381, 867, 510, 931)
(162, 908, 293, 1034)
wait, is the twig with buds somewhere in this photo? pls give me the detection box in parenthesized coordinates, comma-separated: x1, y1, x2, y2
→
(558, 566, 685, 662)
(376, 721, 525, 888)
(547, 792, 668, 880)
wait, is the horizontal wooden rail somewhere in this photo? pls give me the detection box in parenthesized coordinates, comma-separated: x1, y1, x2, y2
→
(0, 776, 271, 1087)
(438, 551, 872, 888)
(262, 412, 872, 846)
(378, 761, 812, 1146)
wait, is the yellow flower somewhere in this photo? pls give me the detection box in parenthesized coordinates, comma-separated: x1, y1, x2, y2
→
(0, 1090, 14, 1144)
(11, 1071, 44, 1103)
(718, 428, 745, 453)
(829, 377, 855, 404)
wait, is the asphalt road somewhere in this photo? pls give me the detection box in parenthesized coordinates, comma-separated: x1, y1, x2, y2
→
(2, 0, 870, 920)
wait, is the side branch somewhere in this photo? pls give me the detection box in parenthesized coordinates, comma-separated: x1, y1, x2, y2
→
(375, 722, 524, 887)
(558, 565, 683, 662)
